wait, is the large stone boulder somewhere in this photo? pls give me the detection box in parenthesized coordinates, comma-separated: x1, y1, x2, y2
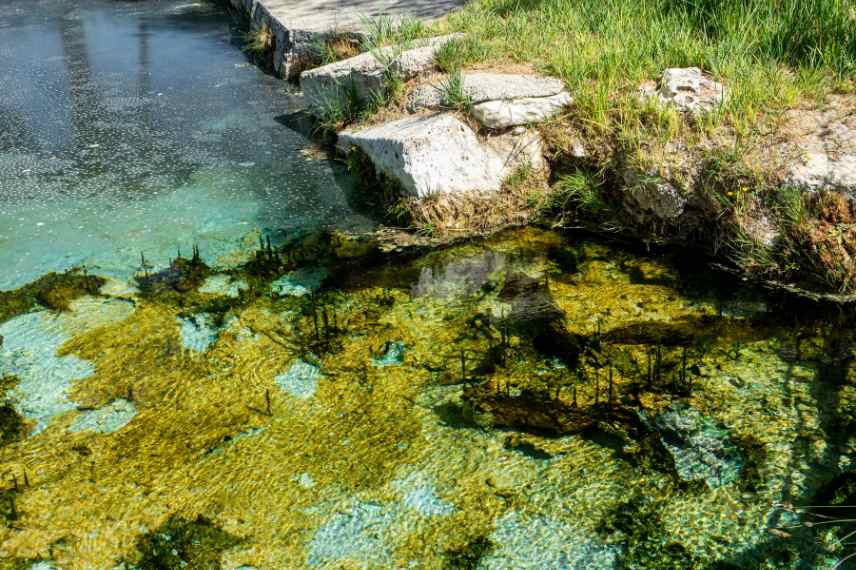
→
(408, 72, 572, 128)
(337, 113, 545, 198)
(780, 102, 856, 194)
(639, 67, 725, 113)
(300, 34, 463, 115)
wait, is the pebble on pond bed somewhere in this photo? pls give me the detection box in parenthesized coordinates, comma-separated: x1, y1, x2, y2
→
(70, 398, 137, 434)
(275, 359, 322, 399)
(177, 313, 235, 353)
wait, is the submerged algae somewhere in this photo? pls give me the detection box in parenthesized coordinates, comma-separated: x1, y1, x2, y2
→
(0, 228, 852, 568)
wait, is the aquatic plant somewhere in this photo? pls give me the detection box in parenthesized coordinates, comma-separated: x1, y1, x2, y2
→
(0, 269, 105, 324)
(136, 245, 208, 296)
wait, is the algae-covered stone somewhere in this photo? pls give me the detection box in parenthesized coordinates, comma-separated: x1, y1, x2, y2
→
(653, 404, 742, 489)
(276, 358, 322, 399)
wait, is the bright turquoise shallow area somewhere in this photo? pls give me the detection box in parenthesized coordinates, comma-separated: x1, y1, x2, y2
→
(0, 0, 372, 290)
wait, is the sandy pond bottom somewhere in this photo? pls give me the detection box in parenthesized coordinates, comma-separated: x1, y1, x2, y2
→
(0, 228, 854, 569)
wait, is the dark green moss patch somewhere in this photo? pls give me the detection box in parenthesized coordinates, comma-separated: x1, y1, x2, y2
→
(443, 536, 494, 570)
(128, 515, 241, 569)
(0, 269, 105, 324)
(597, 495, 698, 569)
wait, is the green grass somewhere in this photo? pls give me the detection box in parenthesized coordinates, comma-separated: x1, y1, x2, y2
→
(427, 0, 854, 134)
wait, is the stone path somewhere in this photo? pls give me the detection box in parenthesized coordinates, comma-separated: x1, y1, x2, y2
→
(228, 0, 466, 78)
(255, 0, 465, 33)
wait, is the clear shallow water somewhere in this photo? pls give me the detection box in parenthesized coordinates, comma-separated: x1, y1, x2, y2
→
(1, 2, 856, 570)
(0, 0, 372, 290)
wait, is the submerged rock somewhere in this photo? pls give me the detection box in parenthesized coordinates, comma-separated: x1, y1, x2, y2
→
(270, 267, 328, 297)
(392, 473, 455, 517)
(481, 511, 621, 569)
(70, 399, 137, 434)
(177, 313, 233, 353)
(0, 298, 132, 434)
(307, 501, 394, 568)
(652, 404, 742, 489)
(198, 274, 246, 298)
(275, 358, 322, 399)
(339, 113, 544, 198)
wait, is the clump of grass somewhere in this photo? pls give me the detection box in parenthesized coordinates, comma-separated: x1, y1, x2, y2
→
(313, 35, 361, 65)
(439, 70, 474, 112)
(440, 0, 855, 135)
(360, 15, 430, 52)
(244, 24, 274, 55)
(544, 170, 608, 217)
(434, 36, 491, 74)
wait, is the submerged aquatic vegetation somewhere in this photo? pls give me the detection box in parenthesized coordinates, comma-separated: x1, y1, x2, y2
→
(0, 227, 853, 567)
(127, 515, 242, 569)
(0, 270, 105, 324)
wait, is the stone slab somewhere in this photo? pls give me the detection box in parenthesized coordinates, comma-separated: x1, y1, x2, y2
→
(227, 0, 466, 78)
(338, 113, 545, 198)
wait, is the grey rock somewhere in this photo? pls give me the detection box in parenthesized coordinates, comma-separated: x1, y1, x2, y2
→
(301, 34, 463, 115)
(338, 113, 545, 198)
(471, 92, 572, 128)
(653, 404, 743, 489)
(639, 67, 725, 113)
(409, 72, 567, 110)
(226, 0, 466, 78)
(622, 169, 686, 223)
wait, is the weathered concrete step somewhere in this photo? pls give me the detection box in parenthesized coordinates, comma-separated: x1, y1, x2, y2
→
(226, 0, 466, 79)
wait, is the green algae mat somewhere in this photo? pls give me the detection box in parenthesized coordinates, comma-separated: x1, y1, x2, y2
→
(0, 227, 854, 569)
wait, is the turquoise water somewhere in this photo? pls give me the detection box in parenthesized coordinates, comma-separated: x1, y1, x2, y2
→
(0, 0, 372, 290)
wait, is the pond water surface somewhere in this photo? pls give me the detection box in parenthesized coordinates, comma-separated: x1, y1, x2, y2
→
(1, 2, 855, 570)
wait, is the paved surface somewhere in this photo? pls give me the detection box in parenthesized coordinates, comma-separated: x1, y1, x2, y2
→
(258, 0, 466, 33)
(229, 0, 466, 77)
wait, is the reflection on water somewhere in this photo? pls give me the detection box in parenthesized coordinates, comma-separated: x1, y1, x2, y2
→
(0, 0, 372, 290)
